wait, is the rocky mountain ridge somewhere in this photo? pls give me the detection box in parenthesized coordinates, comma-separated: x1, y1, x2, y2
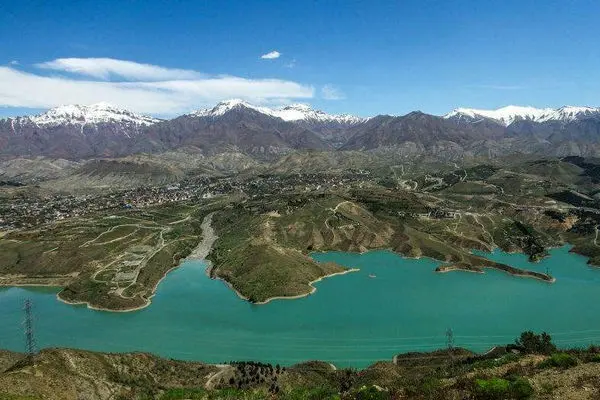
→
(445, 105, 600, 126)
(1, 101, 600, 160)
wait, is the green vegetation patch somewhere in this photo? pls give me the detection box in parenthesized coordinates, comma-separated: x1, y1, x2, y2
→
(538, 353, 579, 369)
(474, 377, 533, 400)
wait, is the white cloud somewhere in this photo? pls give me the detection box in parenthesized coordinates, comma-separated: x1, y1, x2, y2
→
(0, 62, 314, 115)
(260, 51, 281, 60)
(36, 57, 203, 81)
(9, 60, 19, 66)
(321, 84, 345, 100)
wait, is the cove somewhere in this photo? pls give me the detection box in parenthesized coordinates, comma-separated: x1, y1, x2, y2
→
(1, 246, 600, 368)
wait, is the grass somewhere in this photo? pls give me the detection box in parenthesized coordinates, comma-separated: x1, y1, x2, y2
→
(538, 353, 579, 369)
(473, 377, 533, 400)
(209, 198, 348, 302)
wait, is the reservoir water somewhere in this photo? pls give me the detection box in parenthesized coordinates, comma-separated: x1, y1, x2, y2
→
(1, 246, 600, 367)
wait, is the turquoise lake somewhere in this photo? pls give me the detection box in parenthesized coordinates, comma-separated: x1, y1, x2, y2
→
(1, 246, 600, 367)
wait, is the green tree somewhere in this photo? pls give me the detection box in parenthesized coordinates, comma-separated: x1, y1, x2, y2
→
(515, 331, 556, 354)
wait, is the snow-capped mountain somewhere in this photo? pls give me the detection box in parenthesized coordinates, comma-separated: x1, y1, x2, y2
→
(193, 99, 366, 125)
(192, 99, 272, 118)
(0, 103, 161, 159)
(538, 106, 600, 122)
(2, 100, 600, 160)
(274, 103, 365, 125)
(444, 105, 600, 126)
(7, 102, 160, 128)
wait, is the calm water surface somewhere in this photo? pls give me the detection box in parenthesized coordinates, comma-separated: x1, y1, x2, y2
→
(1, 246, 599, 367)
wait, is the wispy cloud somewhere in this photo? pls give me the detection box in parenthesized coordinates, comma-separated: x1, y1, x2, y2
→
(260, 51, 281, 60)
(8, 60, 19, 66)
(285, 59, 297, 68)
(0, 59, 314, 115)
(321, 84, 345, 100)
(36, 57, 203, 81)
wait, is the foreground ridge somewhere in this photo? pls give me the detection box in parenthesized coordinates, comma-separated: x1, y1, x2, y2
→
(1, 331, 599, 399)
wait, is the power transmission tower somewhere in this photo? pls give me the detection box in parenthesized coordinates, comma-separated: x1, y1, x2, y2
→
(446, 328, 454, 351)
(446, 328, 455, 372)
(23, 299, 37, 360)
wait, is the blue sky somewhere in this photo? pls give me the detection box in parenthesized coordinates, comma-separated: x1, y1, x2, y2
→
(1, 0, 599, 118)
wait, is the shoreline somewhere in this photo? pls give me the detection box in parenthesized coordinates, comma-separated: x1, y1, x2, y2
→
(0, 282, 65, 288)
(54, 258, 192, 313)
(435, 266, 485, 275)
(212, 267, 360, 305)
(435, 264, 556, 283)
(57, 212, 219, 313)
(0, 232, 567, 311)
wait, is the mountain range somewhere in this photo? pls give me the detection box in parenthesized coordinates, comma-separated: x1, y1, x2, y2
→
(1, 100, 600, 160)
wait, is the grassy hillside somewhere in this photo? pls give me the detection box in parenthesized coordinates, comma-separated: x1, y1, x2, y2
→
(0, 202, 215, 311)
(2, 332, 600, 399)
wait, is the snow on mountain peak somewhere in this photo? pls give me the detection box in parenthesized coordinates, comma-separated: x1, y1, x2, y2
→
(550, 106, 600, 121)
(444, 105, 600, 126)
(282, 103, 313, 112)
(26, 103, 160, 126)
(193, 99, 366, 125)
(194, 99, 272, 117)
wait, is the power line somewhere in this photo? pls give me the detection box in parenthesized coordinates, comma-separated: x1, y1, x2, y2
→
(23, 299, 37, 360)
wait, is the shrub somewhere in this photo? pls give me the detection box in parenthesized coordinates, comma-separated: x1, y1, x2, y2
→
(474, 377, 511, 399)
(471, 353, 520, 369)
(353, 386, 390, 400)
(539, 353, 578, 369)
(515, 331, 556, 355)
(511, 377, 534, 399)
(159, 388, 207, 400)
(280, 386, 339, 400)
(473, 377, 534, 400)
(335, 368, 358, 393)
(419, 377, 442, 397)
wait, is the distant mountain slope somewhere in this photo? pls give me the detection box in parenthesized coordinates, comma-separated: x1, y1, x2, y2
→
(2, 101, 600, 160)
(138, 100, 331, 158)
(193, 99, 364, 125)
(191, 99, 366, 147)
(445, 105, 600, 149)
(0, 103, 160, 158)
(445, 105, 600, 126)
(341, 112, 504, 151)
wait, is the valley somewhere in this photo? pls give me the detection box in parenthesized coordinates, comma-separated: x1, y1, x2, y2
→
(2, 151, 600, 310)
